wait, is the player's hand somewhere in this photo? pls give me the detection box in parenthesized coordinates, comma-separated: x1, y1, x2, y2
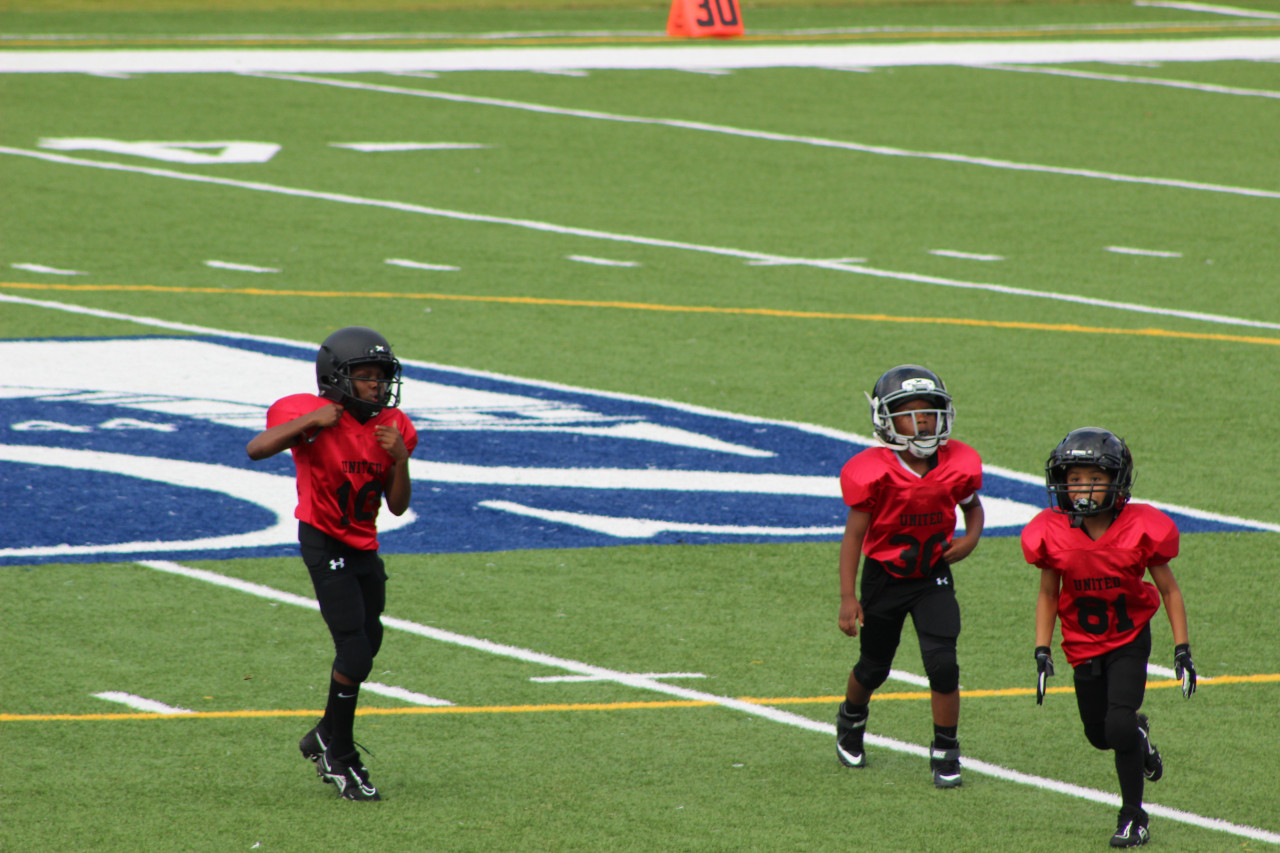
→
(1034, 645, 1054, 705)
(374, 423, 408, 463)
(838, 597, 864, 638)
(312, 403, 344, 429)
(1174, 643, 1196, 698)
(942, 534, 977, 564)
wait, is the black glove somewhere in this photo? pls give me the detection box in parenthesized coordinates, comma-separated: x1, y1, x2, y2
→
(1035, 645, 1054, 705)
(1174, 643, 1196, 698)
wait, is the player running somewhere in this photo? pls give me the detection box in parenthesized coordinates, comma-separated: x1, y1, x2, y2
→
(247, 326, 418, 802)
(1023, 427, 1196, 848)
(835, 365, 985, 787)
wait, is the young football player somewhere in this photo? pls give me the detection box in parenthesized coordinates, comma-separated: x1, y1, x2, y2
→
(835, 365, 985, 788)
(1022, 427, 1195, 848)
(247, 326, 418, 802)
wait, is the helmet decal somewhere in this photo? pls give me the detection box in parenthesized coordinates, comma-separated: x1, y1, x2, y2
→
(316, 326, 402, 423)
(865, 365, 955, 458)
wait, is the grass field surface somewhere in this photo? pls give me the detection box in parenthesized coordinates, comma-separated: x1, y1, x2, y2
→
(2, 1, 1279, 850)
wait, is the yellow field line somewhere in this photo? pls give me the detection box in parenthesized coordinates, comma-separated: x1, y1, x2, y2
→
(4, 281, 1280, 347)
(3, 674, 1275, 723)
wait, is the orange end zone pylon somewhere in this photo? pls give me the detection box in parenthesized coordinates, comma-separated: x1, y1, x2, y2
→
(667, 0, 744, 38)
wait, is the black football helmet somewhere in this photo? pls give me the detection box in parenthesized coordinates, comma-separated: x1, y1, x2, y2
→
(865, 364, 954, 458)
(315, 326, 402, 423)
(1045, 427, 1133, 525)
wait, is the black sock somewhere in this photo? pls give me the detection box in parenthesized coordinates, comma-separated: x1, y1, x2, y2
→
(933, 724, 958, 747)
(324, 676, 359, 756)
(1115, 747, 1145, 819)
(841, 701, 869, 721)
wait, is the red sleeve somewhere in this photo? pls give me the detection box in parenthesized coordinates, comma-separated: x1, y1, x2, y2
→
(1137, 505, 1179, 566)
(266, 393, 328, 429)
(839, 449, 881, 512)
(1020, 511, 1052, 568)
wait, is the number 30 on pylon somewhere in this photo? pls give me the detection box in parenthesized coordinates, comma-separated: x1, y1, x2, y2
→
(667, 0, 745, 38)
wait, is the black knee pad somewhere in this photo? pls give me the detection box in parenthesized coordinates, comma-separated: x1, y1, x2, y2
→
(1105, 708, 1140, 753)
(333, 632, 374, 683)
(1082, 720, 1109, 751)
(853, 660, 891, 692)
(921, 645, 959, 695)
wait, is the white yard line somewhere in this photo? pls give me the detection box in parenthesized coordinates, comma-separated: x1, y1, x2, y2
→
(93, 691, 194, 714)
(204, 260, 280, 273)
(135, 558, 1280, 846)
(3, 145, 1279, 334)
(362, 682, 453, 706)
(1134, 1, 1280, 20)
(982, 62, 1280, 98)
(249, 72, 1280, 203)
(1106, 246, 1184, 257)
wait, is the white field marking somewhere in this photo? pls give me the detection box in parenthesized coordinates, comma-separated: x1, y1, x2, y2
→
(679, 68, 733, 75)
(93, 692, 194, 714)
(3, 21, 1275, 45)
(1106, 245, 1184, 257)
(532, 69, 590, 77)
(6, 145, 1280, 336)
(204, 260, 280, 273)
(362, 682, 453, 706)
(887, 669, 932, 688)
(250, 72, 1280, 204)
(479, 499, 846, 538)
(1148, 663, 1180, 678)
(332, 142, 489, 151)
(6, 288, 1279, 539)
(929, 249, 1005, 261)
(389, 70, 439, 79)
(8, 37, 1280, 74)
(11, 263, 85, 275)
(385, 258, 460, 271)
(746, 256, 866, 266)
(983, 63, 1280, 99)
(38, 138, 281, 164)
(566, 254, 640, 267)
(530, 672, 707, 683)
(1134, 0, 1280, 19)
(135, 558, 1280, 846)
(824, 66, 875, 73)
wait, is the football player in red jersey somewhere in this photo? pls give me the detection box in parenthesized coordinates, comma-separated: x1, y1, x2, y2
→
(1023, 427, 1195, 848)
(247, 326, 418, 802)
(835, 365, 985, 788)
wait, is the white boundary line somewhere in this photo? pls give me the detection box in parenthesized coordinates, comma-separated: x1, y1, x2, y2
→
(5, 37, 1280, 74)
(3, 145, 1280, 334)
(136, 558, 1280, 846)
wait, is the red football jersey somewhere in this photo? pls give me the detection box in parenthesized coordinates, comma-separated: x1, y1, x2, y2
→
(839, 440, 983, 579)
(266, 393, 419, 550)
(1022, 503, 1178, 667)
